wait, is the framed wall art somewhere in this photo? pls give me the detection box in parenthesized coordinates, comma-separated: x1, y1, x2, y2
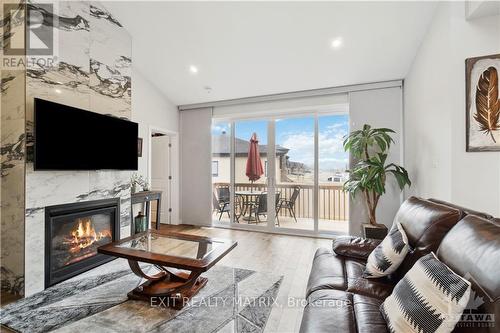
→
(466, 54, 500, 152)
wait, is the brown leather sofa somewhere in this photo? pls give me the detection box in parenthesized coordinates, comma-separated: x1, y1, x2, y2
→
(300, 197, 500, 333)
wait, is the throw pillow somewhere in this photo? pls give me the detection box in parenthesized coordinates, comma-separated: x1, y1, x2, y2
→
(380, 252, 471, 333)
(364, 222, 409, 278)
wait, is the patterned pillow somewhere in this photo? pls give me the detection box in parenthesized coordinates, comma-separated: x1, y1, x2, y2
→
(380, 252, 471, 333)
(363, 222, 409, 278)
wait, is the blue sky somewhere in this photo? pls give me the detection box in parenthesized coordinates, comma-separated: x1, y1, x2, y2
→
(212, 115, 349, 170)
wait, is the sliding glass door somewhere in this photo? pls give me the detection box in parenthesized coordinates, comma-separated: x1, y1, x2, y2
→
(274, 116, 315, 231)
(211, 112, 349, 235)
(317, 114, 350, 234)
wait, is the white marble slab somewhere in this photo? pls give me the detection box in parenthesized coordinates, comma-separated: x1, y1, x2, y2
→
(23, 0, 132, 296)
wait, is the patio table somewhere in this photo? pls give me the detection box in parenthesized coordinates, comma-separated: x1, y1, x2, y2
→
(235, 191, 267, 222)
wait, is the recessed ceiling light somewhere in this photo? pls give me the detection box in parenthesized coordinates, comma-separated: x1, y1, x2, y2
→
(331, 37, 343, 49)
(54, 88, 62, 94)
(189, 65, 198, 74)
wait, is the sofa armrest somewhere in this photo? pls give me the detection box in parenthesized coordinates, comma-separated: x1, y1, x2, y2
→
(332, 236, 381, 260)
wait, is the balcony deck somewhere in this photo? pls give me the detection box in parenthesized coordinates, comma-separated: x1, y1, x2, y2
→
(212, 213, 349, 234)
(213, 182, 349, 234)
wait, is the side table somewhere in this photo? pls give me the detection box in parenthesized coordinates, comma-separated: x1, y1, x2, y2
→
(131, 190, 162, 234)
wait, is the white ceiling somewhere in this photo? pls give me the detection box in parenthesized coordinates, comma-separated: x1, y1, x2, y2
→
(106, 1, 438, 106)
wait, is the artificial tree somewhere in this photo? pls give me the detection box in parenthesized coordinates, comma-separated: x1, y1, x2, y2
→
(343, 124, 411, 228)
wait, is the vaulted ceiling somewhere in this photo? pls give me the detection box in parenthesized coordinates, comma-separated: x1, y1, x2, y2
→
(107, 1, 438, 105)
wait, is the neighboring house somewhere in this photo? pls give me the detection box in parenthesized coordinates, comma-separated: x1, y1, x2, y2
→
(211, 134, 290, 183)
(286, 159, 307, 176)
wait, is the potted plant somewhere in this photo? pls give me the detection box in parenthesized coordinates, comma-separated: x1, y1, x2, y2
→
(343, 124, 411, 239)
(131, 173, 146, 194)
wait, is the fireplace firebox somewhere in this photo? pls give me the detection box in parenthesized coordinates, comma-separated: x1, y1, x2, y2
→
(45, 198, 120, 288)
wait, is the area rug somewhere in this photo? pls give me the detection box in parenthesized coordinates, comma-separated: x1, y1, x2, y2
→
(0, 259, 283, 333)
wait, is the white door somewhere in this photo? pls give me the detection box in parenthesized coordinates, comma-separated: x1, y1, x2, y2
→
(151, 134, 171, 225)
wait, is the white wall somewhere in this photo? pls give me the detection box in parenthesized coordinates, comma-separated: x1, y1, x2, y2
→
(131, 69, 180, 223)
(405, 2, 500, 216)
(349, 87, 404, 235)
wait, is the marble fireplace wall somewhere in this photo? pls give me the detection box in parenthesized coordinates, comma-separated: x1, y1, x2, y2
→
(24, 1, 132, 296)
(0, 0, 27, 296)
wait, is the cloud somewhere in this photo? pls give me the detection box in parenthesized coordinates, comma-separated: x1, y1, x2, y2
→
(280, 124, 348, 170)
(212, 124, 228, 134)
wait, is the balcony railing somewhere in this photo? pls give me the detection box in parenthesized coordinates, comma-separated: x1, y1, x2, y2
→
(213, 182, 349, 221)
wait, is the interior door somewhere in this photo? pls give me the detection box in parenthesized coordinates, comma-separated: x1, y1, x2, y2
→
(151, 134, 170, 225)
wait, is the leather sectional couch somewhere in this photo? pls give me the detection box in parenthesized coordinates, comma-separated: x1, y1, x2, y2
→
(299, 197, 500, 333)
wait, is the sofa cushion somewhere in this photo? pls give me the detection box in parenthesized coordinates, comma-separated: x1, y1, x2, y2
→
(353, 294, 389, 333)
(306, 247, 394, 300)
(428, 198, 494, 220)
(392, 197, 462, 279)
(345, 257, 394, 299)
(437, 216, 500, 333)
(381, 252, 471, 333)
(332, 236, 381, 260)
(300, 290, 388, 333)
(300, 289, 355, 333)
(306, 248, 347, 297)
(364, 222, 409, 278)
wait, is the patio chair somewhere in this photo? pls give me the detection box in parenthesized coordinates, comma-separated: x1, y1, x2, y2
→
(217, 186, 230, 203)
(248, 192, 281, 224)
(277, 186, 300, 223)
(213, 192, 230, 220)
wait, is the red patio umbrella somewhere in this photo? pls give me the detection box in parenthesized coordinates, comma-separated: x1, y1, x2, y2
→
(245, 133, 264, 192)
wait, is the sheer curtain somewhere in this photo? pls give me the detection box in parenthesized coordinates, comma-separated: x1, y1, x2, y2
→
(180, 107, 213, 225)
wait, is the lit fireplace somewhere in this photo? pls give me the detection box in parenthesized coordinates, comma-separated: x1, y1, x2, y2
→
(61, 217, 113, 266)
(45, 199, 120, 288)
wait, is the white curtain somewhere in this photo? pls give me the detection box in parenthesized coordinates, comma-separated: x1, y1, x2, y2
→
(180, 107, 213, 225)
(213, 93, 348, 119)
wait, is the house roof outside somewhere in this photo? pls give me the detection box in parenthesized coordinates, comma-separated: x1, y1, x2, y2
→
(212, 135, 289, 156)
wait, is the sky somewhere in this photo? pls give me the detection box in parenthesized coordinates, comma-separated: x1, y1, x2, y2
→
(212, 114, 349, 171)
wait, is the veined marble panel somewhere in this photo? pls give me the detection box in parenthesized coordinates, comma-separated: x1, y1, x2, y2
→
(24, 164, 90, 296)
(1, 69, 26, 296)
(88, 170, 132, 228)
(23, 1, 132, 296)
(89, 2, 131, 119)
(1, 0, 26, 296)
(26, 0, 91, 144)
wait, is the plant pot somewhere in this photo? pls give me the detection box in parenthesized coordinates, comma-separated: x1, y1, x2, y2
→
(362, 223, 388, 240)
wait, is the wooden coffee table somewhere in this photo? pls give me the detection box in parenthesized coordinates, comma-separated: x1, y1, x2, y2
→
(98, 230, 237, 309)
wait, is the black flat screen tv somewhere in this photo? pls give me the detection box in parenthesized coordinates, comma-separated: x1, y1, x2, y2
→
(34, 98, 138, 170)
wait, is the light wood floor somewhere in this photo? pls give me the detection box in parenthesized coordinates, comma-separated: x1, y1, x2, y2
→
(159, 224, 333, 333)
(213, 213, 349, 233)
(1, 224, 333, 333)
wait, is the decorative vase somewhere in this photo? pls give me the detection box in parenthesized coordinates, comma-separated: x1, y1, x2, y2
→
(134, 212, 148, 234)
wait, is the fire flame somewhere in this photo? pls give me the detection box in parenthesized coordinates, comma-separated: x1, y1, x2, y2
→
(66, 218, 111, 253)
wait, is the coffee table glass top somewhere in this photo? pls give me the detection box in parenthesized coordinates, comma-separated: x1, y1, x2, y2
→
(117, 232, 223, 259)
